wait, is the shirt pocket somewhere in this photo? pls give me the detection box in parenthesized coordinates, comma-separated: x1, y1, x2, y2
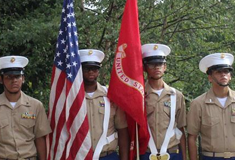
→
(201, 117, 220, 138)
(99, 104, 116, 116)
(19, 118, 35, 141)
(231, 116, 235, 136)
(163, 106, 170, 117)
(20, 118, 35, 128)
(147, 106, 155, 116)
(146, 106, 155, 127)
(0, 118, 10, 139)
(98, 107, 105, 122)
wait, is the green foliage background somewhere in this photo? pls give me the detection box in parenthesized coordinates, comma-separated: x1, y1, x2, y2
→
(1, 0, 235, 110)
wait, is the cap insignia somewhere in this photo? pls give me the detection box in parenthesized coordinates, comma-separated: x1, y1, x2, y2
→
(10, 57, 15, 63)
(88, 50, 93, 55)
(221, 53, 225, 59)
(153, 45, 158, 50)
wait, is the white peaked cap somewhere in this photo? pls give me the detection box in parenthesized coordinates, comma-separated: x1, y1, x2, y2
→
(199, 53, 234, 74)
(142, 44, 171, 63)
(79, 49, 105, 67)
(142, 43, 171, 58)
(0, 55, 28, 70)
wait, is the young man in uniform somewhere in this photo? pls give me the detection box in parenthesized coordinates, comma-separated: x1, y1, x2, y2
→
(79, 49, 129, 160)
(140, 44, 187, 160)
(187, 53, 235, 160)
(0, 56, 51, 160)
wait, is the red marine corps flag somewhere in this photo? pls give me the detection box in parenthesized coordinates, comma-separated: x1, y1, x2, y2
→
(107, 0, 149, 159)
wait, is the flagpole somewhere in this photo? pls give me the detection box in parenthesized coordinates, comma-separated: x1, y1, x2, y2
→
(136, 123, 140, 160)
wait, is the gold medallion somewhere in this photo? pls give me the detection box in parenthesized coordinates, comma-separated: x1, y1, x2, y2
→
(149, 154, 157, 160)
(156, 153, 170, 160)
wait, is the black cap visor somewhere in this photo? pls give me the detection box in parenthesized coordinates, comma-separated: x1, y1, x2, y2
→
(81, 62, 101, 68)
(207, 64, 233, 74)
(143, 56, 166, 64)
(0, 68, 24, 75)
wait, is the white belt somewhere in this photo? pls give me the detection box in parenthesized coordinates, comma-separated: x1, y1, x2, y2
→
(93, 86, 118, 160)
(148, 87, 177, 160)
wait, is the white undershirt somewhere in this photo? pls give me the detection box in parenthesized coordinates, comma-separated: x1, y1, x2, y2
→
(217, 97, 227, 108)
(87, 92, 95, 97)
(153, 88, 164, 96)
(10, 102, 17, 108)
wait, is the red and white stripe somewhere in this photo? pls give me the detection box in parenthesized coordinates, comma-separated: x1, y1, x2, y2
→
(48, 66, 93, 160)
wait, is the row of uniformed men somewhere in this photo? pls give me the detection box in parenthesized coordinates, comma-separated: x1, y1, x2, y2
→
(0, 43, 234, 160)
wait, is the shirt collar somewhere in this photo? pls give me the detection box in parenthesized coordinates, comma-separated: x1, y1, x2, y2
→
(85, 82, 107, 99)
(205, 87, 235, 104)
(0, 91, 30, 109)
(145, 81, 173, 97)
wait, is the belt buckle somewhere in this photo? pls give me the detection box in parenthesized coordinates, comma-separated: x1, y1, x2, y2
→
(175, 149, 179, 154)
(224, 152, 231, 158)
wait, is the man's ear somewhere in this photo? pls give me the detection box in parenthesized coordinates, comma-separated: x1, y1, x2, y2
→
(0, 76, 2, 84)
(208, 75, 212, 83)
(164, 63, 167, 70)
(143, 65, 147, 72)
(22, 75, 25, 84)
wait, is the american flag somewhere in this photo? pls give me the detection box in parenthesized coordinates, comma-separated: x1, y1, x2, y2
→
(48, 0, 93, 159)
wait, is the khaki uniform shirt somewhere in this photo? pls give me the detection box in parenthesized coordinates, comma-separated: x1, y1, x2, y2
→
(86, 83, 127, 152)
(145, 81, 186, 149)
(0, 91, 51, 159)
(187, 88, 235, 152)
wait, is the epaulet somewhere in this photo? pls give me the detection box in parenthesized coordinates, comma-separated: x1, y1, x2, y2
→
(101, 85, 108, 93)
(170, 87, 176, 95)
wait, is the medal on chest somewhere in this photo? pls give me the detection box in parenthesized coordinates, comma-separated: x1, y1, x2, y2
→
(21, 112, 36, 119)
(99, 101, 105, 107)
(164, 101, 171, 108)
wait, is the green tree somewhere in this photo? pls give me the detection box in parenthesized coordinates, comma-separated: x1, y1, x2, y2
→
(1, 0, 235, 110)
